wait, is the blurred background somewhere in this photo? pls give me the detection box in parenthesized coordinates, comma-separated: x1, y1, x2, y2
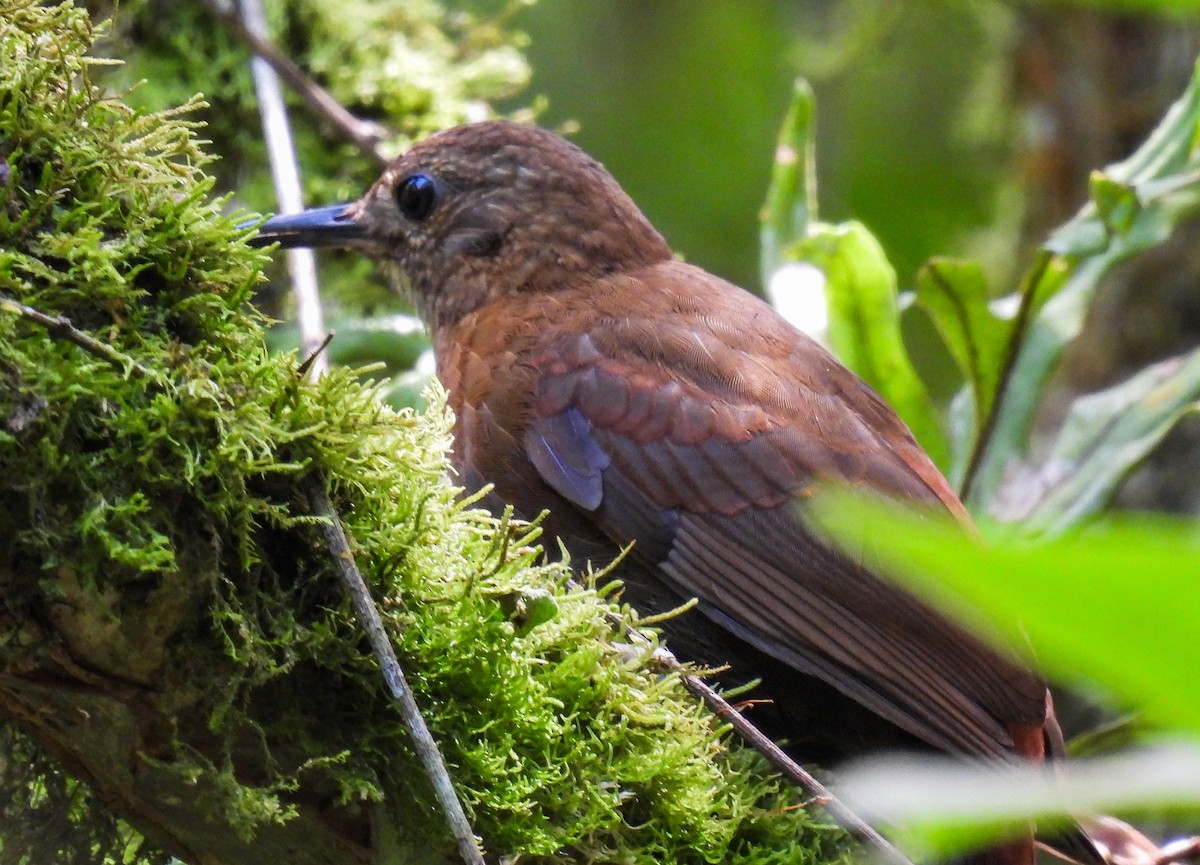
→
(519, 2, 1198, 291)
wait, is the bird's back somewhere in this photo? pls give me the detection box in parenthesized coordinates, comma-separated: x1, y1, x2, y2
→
(438, 259, 1048, 761)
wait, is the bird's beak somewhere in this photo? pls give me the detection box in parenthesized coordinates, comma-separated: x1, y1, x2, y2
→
(244, 203, 367, 249)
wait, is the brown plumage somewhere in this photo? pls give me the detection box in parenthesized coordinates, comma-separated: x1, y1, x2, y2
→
(252, 120, 1057, 863)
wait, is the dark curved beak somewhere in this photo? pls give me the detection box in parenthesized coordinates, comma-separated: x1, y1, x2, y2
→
(243, 204, 365, 249)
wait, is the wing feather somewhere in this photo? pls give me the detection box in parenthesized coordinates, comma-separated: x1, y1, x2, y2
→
(482, 263, 1044, 756)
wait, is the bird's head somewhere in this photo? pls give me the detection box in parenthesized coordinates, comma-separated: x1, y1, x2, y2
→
(249, 121, 672, 329)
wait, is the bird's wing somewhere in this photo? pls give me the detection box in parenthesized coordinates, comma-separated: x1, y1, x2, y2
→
(522, 263, 1046, 757)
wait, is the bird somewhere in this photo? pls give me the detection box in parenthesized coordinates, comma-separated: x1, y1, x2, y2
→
(250, 120, 1059, 864)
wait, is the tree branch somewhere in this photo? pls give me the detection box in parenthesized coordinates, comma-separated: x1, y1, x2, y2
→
(303, 472, 486, 865)
(0, 295, 156, 379)
(196, 0, 389, 167)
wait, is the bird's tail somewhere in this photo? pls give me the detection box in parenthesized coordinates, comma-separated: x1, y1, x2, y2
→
(961, 694, 1098, 865)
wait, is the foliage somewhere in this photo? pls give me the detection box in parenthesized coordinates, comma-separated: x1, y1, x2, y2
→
(961, 67, 1200, 513)
(812, 494, 1200, 859)
(94, 0, 533, 209)
(765, 62, 1200, 530)
(758, 40, 1200, 865)
(0, 2, 849, 864)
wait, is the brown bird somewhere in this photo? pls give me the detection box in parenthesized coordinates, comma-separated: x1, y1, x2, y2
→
(252, 121, 1058, 862)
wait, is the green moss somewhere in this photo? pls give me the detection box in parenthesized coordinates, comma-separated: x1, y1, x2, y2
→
(0, 2, 849, 864)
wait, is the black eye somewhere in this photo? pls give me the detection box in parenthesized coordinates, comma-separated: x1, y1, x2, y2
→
(394, 173, 439, 221)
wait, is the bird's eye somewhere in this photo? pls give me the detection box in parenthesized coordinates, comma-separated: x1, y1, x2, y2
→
(394, 173, 439, 222)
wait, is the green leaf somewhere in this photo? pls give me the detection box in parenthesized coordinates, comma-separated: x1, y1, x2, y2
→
(1090, 171, 1142, 237)
(812, 491, 1200, 735)
(965, 59, 1200, 507)
(1010, 349, 1200, 533)
(759, 78, 817, 288)
(839, 744, 1200, 863)
(916, 258, 1011, 460)
(792, 221, 949, 468)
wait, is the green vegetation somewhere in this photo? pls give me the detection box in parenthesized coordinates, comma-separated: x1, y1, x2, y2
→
(767, 65, 1200, 505)
(761, 41, 1200, 865)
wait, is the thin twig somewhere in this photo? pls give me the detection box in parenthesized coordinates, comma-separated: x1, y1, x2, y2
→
(671, 655, 913, 865)
(196, 0, 389, 167)
(296, 330, 335, 379)
(237, 0, 329, 381)
(0, 296, 155, 379)
(585, 585, 914, 865)
(303, 472, 486, 865)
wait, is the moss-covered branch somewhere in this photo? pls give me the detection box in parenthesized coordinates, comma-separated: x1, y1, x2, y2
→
(0, 3, 846, 864)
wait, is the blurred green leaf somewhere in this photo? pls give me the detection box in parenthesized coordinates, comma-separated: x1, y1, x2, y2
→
(916, 258, 1011, 465)
(1010, 350, 1200, 533)
(760, 78, 817, 287)
(965, 60, 1200, 508)
(839, 744, 1200, 862)
(1090, 171, 1142, 237)
(812, 491, 1200, 734)
(791, 222, 949, 468)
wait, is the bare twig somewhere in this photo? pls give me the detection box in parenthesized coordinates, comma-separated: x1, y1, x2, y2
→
(671, 655, 912, 865)
(196, 0, 389, 167)
(585, 585, 914, 865)
(236, 0, 329, 381)
(0, 295, 156, 379)
(303, 472, 486, 865)
(296, 330, 335, 379)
